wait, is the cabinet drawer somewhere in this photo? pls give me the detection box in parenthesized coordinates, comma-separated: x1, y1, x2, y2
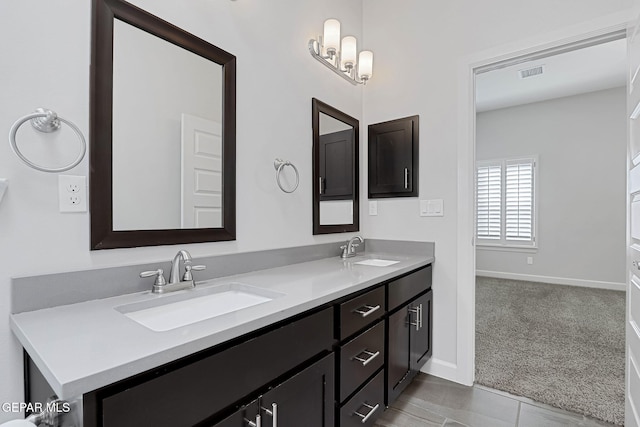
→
(340, 321, 384, 402)
(339, 286, 385, 340)
(340, 370, 384, 427)
(388, 265, 432, 311)
(100, 308, 333, 427)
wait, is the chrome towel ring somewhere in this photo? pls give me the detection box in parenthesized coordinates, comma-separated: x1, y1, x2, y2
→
(274, 158, 299, 193)
(9, 108, 86, 173)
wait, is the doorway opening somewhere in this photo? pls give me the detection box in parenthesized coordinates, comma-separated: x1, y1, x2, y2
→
(472, 33, 627, 425)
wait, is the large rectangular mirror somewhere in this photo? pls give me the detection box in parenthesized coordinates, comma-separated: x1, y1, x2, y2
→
(312, 98, 359, 234)
(90, 0, 236, 249)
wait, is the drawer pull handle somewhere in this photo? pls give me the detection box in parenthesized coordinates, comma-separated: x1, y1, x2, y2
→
(353, 304, 381, 318)
(261, 403, 277, 427)
(245, 415, 261, 427)
(352, 350, 380, 367)
(353, 402, 380, 423)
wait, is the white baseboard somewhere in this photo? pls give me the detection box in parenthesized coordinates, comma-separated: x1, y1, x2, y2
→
(476, 270, 626, 292)
(421, 358, 463, 384)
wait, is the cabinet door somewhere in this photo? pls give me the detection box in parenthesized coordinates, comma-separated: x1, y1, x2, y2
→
(368, 115, 418, 198)
(210, 400, 259, 427)
(260, 353, 335, 427)
(319, 129, 354, 200)
(387, 307, 410, 405)
(409, 290, 433, 371)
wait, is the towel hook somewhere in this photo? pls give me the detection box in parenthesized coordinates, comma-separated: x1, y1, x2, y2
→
(274, 158, 299, 193)
(8, 108, 86, 173)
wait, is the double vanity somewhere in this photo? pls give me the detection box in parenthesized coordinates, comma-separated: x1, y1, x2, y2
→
(11, 240, 434, 426)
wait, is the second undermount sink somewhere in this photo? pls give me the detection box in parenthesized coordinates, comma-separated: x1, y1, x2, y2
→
(353, 258, 400, 267)
(116, 283, 285, 332)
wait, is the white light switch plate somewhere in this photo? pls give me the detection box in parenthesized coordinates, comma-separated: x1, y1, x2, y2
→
(420, 199, 444, 217)
(59, 175, 87, 213)
(369, 201, 378, 216)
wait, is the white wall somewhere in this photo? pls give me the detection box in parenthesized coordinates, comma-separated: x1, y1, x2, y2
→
(362, 0, 633, 383)
(476, 88, 626, 288)
(0, 0, 363, 421)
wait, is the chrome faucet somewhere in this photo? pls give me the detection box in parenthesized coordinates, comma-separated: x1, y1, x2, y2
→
(169, 250, 193, 284)
(341, 236, 364, 259)
(140, 250, 206, 294)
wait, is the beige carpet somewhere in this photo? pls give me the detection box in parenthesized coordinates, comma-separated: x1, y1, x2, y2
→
(475, 276, 625, 426)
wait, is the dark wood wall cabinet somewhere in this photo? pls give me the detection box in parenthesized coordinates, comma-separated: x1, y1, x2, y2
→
(24, 265, 433, 427)
(368, 115, 419, 198)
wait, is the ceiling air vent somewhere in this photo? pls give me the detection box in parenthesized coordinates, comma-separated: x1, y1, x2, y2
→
(519, 65, 544, 79)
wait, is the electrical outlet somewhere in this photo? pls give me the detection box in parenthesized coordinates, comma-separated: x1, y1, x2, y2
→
(59, 175, 87, 213)
(66, 183, 80, 193)
(527, 256, 533, 265)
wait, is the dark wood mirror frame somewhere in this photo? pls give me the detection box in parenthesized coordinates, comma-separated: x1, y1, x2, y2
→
(312, 98, 359, 235)
(90, 0, 236, 250)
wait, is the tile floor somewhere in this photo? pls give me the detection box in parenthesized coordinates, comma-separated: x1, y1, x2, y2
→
(374, 374, 618, 427)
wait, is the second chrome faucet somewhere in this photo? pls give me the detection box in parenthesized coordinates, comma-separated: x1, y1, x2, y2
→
(340, 236, 364, 259)
(140, 250, 207, 294)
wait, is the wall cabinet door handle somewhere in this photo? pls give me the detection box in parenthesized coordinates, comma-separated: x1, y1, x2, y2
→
(352, 349, 380, 366)
(319, 177, 323, 195)
(261, 403, 277, 427)
(404, 168, 409, 189)
(353, 304, 380, 318)
(353, 402, 380, 424)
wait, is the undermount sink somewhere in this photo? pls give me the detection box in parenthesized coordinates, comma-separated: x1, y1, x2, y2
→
(353, 258, 400, 267)
(116, 283, 285, 332)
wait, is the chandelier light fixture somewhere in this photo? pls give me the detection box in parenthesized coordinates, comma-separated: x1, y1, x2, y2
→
(308, 19, 374, 85)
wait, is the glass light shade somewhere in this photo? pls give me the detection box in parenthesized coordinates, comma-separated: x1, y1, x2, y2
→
(358, 50, 374, 80)
(323, 19, 340, 53)
(341, 36, 357, 69)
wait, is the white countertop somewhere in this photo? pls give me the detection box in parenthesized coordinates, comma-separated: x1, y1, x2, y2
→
(10, 252, 433, 399)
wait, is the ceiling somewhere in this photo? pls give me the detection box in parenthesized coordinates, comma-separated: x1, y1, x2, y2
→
(475, 38, 627, 113)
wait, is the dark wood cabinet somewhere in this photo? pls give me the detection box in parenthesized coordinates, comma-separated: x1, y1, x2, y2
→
(410, 290, 433, 371)
(260, 353, 335, 427)
(319, 129, 354, 201)
(368, 115, 419, 198)
(213, 354, 335, 427)
(387, 289, 433, 405)
(386, 264, 432, 406)
(71, 264, 433, 427)
(88, 308, 333, 427)
(340, 370, 384, 427)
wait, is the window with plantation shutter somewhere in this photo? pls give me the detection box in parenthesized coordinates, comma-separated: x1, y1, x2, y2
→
(476, 162, 501, 240)
(476, 157, 537, 248)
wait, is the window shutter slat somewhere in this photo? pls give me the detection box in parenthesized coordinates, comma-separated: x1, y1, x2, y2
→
(476, 164, 501, 239)
(505, 159, 534, 242)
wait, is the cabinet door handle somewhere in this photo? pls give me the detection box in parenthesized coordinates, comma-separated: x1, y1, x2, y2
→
(319, 177, 323, 195)
(353, 304, 380, 318)
(352, 350, 380, 367)
(418, 303, 423, 329)
(404, 168, 409, 189)
(408, 306, 420, 331)
(245, 415, 261, 427)
(261, 403, 277, 427)
(353, 402, 380, 424)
